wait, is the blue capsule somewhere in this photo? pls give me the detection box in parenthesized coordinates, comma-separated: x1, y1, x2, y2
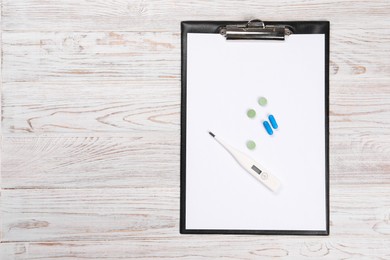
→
(268, 114, 278, 129)
(263, 121, 273, 135)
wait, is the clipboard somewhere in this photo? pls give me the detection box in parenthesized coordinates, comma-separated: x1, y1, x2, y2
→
(180, 20, 329, 235)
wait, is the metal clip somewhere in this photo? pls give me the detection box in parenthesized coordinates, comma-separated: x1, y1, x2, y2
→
(220, 19, 293, 40)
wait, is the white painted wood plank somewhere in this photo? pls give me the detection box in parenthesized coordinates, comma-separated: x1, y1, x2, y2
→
(1, 185, 390, 242)
(1, 188, 179, 242)
(2, 185, 390, 243)
(2, 0, 390, 31)
(2, 81, 180, 134)
(2, 80, 390, 134)
(329, 133, 390, 185)
(329, 86, 390, 133)
(2, 29, 389, 83)
(1, 237, 390, 259)
(330, 28, 390, 81)
(2, 32, 180, 83)
(2, 134, 180, 189)
(0, 0, 3, 243)
(1, 130, 389, 189)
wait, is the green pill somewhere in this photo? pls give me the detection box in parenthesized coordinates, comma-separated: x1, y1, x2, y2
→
(258, 97, 268, 106)
(247, 109, 256, 118)
(246, 140, 256, 150)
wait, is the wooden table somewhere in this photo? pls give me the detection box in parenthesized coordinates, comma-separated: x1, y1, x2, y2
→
(1, 1, 389, 258)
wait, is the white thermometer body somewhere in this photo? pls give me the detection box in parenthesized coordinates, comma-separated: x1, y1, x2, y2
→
(209, 132, 281, 192)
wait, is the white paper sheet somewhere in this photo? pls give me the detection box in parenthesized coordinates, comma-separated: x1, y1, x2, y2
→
(185, 33, 326, 231)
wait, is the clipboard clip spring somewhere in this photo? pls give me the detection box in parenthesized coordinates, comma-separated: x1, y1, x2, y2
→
(220, 19, 293, 40)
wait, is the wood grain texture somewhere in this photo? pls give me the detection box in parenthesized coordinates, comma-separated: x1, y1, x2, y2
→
(2, 0, 390, 31)
(2, 30, 389, 83)
(2, 32, 180, 83)
(2, 238, 390, 259)
(1, 131, 389, 189)
(2, 81, 180, 133)
(1, 185, 389, 242)
(1, 0, 390, 259)
(1, 29, 389, 134)
(0, 0, 3, 244)
(2, 135, 179, 189)
(2, 81, 389, 134)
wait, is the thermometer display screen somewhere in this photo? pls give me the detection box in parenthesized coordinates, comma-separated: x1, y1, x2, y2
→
(251, 165, 262, 175)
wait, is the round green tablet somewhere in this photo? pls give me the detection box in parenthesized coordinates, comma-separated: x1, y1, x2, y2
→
(258, 97, 268, 106)
(246, 140, 256, 150)
(247, 109, 256, 118)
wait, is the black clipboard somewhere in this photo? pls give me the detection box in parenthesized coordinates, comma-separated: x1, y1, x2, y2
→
(180, 20, 329, 235)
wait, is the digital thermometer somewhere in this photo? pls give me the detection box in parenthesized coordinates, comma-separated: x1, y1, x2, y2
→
(209, 131, 281, 192)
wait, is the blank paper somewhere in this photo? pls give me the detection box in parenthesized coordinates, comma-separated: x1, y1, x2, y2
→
(185, 33, 326, 231)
